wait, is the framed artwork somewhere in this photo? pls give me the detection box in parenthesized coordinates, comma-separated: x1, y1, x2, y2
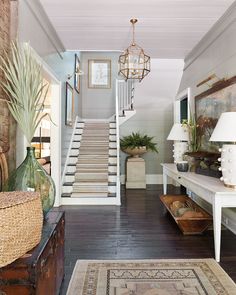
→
(65, 82, 74, 126)
(195, 76, 236, 152)
(88, 59, 111, 89)
(74, 54, 80, 93)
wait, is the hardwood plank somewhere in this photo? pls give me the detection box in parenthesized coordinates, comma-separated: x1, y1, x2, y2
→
(58, 185, 236, 295)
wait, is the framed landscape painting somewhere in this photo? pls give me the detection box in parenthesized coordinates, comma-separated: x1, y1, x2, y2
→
(195, 76, 236, 152)
(88, 59, 111, 89)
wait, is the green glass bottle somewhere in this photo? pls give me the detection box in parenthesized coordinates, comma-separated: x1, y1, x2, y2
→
(8, 147, 55, 216)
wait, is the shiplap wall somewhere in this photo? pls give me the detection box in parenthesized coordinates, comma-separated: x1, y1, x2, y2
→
(177, 4, 236, 233)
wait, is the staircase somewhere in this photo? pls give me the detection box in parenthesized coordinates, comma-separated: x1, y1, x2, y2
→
(72, 121, 116, 197)
(61, 79, 136, 206)
(61, 120, 118, 205)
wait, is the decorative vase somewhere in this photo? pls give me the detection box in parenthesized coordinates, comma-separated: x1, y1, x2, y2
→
(123, 146, 147, 157)
(8, 147, 55, 216)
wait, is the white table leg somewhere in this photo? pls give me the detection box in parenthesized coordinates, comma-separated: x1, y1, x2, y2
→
(213, 197, 222, 262)
(163, 170, 167, 195)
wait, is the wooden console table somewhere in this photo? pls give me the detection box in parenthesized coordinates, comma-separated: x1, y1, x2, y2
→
(161, 163, 236, 262)
(0, 211, 65, 295)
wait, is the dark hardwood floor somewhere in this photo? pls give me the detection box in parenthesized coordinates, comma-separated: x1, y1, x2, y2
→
(59, 185, 236, 294)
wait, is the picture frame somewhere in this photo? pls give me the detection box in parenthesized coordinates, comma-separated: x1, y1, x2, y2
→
(65, 82, 74, 126)
(74, 54, 80, 93)
(195, 76, 236, 152)
(88, 59, 111, 89)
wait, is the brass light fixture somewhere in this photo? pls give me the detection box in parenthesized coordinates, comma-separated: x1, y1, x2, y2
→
(118, 18, 150, 82)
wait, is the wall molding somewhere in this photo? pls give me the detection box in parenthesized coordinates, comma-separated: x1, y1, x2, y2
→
(23, 0, 65, 58)
(184, 2, 236, 71)
(120, 174, 176, 185)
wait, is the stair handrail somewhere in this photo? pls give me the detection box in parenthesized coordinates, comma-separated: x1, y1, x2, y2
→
(116, 79, 134, 116)
(62, 115, 79, 185)
(115, 79, 121, 205)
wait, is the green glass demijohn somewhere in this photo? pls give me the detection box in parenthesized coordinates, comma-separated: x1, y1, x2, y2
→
(9, 147, 55, 216)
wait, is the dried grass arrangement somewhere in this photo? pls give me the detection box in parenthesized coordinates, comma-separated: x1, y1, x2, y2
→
(0, 41, 49, 145)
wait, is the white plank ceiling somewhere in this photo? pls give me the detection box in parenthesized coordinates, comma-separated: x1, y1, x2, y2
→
(39, 0, 234, 58)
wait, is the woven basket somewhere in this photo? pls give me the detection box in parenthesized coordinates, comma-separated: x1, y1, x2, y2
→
(0, 191, 43, 267)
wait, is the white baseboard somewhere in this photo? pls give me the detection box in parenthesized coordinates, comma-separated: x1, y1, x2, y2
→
(82, 118, 110, 122)
(61, 197, 120, 206)
(120, 174, 176, 185)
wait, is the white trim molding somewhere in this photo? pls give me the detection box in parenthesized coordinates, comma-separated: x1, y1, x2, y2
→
(21, 0, 65, 58)
(62, 116, 79, 184)
(120, 174, 177, 185)
(184, 2, 236, 71)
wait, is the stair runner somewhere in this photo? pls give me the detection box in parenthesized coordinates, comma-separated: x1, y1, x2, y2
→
(72, 122, 110, 197)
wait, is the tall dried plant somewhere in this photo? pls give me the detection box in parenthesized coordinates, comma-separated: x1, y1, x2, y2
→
(0, 41, 49, 146)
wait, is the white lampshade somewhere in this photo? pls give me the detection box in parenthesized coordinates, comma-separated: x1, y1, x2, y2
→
(167, 123, 189, 141)
(210, 112, 236, 142)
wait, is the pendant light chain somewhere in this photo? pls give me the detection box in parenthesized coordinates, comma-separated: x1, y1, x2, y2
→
(118, 18, 151, 82)
(132, 21, 135, 45)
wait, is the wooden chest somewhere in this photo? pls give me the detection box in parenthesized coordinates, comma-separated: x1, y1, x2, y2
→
(0, 211, 65, 295)
(160, 195, 212, 235)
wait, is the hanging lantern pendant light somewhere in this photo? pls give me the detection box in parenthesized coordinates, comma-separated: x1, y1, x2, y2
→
(118, 18, 150, 82)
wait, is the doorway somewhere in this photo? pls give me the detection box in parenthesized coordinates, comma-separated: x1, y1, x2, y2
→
(15, 48, 62, 207)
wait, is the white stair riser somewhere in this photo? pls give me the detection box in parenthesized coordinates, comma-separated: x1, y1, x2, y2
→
(79, 151, 109, 155)
(76, 123, 85, 128)
(108, 185, 116, 193)
(68, 157, 78, 164)
(74, 130, 83, 135)
(108, 175, 116, 182)
(109, 150, 117, 156)
(80, 142, 109, 146)
(62, 186, 73, 193)
(67, 165, 76, 173)
(70, 149, 80, 156)
(71, 193, 108, 198)
(109, 123, 116, 128)
(108, 166, 117, 173)
(76, 164, 108, 168)
(72, 142, 81, 148)
(66, 174, 116, 183)
(109, 158, 117, 164)
(109, 135, 116, 141)
(109, 129, 116, 135)
(109, 142, 116, 148)
(77, 156, 108, 160)
(65, 174, 75, 182)
(82, 134, 109, 138)
(80, 145, 109, 149)
(75, 174, 108, 180)
(73, 188, 108, 193)
(74, 134, 82, 141)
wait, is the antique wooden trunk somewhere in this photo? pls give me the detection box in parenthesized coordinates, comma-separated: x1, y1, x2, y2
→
(0, 211, 65, 295)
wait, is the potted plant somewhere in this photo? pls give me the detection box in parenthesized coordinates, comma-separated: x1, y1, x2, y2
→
(0, 41, 55, 216)
(182, 112, 202, 171)
(120, 132, 158, 157)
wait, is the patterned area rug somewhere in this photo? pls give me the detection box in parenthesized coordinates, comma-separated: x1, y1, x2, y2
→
(67, 259, 236, 295)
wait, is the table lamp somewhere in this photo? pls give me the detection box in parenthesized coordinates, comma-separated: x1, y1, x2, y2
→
(209, 112, 236, 188)
(167, 123, 189, 163)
